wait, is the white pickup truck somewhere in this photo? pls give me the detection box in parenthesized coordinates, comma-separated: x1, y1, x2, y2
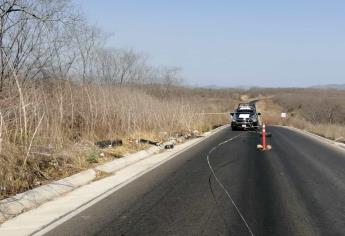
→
(230, 104, 260, 131)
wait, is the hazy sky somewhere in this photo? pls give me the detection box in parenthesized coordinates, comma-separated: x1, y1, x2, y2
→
(74, 0, 345, 87)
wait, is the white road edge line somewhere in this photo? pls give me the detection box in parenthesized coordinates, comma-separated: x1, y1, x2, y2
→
(32, 125, 230, 236)
(206, 133, 255, 236)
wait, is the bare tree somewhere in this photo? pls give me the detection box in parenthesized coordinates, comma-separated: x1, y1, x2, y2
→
(0, 0, 183, 89)
(0, 0, 80, 90)
(71, 21, 105, 83)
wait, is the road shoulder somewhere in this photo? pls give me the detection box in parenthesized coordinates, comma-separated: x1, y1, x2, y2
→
(0, 125, 229, 236)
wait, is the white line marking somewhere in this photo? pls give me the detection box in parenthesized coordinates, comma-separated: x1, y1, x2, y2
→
(206, 133, 254, 236)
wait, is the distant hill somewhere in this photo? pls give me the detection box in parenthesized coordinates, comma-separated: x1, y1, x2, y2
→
(311, 84, 345, 90)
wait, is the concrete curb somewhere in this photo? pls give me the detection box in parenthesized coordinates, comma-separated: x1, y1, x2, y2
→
(0, 169, 96, 223)
(95, 146, 162, 173)
(0, 125, 226, 224)
(0, 146, 164, 223)
(281, 125, 345, 152)
(0, 125, 228, 235)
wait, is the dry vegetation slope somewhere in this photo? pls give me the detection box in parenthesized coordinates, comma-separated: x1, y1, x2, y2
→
(0, 82, 241, 200)
(248, 88, 345, 142)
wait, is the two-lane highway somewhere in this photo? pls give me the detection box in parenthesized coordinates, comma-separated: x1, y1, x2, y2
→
(45, 126, 345, 236)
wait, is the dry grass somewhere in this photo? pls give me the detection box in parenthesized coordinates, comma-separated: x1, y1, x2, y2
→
(0, 81, 237, 199)
(245, 89, 345, 142)
(286, 117, 345, 142)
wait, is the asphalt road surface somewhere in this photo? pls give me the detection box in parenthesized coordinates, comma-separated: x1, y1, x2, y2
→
(46, 126, 345, 236)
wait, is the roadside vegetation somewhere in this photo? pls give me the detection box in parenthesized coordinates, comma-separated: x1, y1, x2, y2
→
(247, 88, 345, 142)
(0, 80, 240, 199)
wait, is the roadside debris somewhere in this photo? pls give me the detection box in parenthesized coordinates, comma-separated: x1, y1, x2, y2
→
(139, 139, 159, 146)
(164, 144, 174, 149)
(164, 142, 175, 149)
(95, 139, 123, 148)
(96, 130, 202, 153)
(139, 138, 175, 149)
